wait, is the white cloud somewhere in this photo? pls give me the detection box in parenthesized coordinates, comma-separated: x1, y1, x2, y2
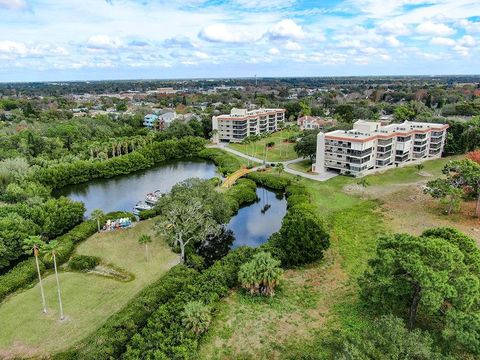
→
(459, 19, 480, 33)
(430, 37, 456, 46)
(0, 40, 28, 55)
(232, 0, 295, 9)
(379, 21, 410, 35)
(194, 51, 209, 59)
(415, 21, 456, 36)
(198, 24, 259, 43)
(268, 47, 280, 55)
(0, 0, 27, 10)
(385, 36, 401, 47)
(458, 35, 476, 47)
(453, 45, 469, 56)
(266, 19, 305, 40)
(284, 41, 302, 51)
(86, 35, 122, 49)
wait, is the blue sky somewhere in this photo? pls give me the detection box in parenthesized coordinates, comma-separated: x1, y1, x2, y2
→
(0, 0, 480, 81)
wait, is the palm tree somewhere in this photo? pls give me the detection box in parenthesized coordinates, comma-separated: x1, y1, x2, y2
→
(181, 301, 211, 336)
(138, 234, 152, 261)
(22, 236, 47, 314)
(90, 209, 104, 232)
(357, 178, 370, 198)
(41, 240, 65, 320)
(275, 163, 284, 176)
(415, 163, 424, 174)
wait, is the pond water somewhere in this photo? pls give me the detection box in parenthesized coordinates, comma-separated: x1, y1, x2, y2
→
(56, 160, 287, 247)
(228, 186, 287, 248)
(54, 160, 218, 217)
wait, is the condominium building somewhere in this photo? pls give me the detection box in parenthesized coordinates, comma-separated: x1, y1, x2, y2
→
(212, 108, 285, 143)
(312, 120, 448, 176)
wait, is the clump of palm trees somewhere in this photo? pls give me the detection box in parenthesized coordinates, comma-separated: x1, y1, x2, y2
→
(238, 252, 283, 297)
(138, 234, 152, 262)
(22, 236, 66, 321)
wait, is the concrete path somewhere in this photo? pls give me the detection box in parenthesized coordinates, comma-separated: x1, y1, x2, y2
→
(208, 143, 338, 182)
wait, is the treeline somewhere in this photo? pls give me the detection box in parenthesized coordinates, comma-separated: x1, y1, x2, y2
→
(35, 136, 206, 189)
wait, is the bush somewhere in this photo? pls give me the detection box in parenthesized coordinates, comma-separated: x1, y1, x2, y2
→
(225, 178, 257, 212)
(198, 148, 243, 175)
(138, 209, 157, 220)
(247, 171, 291, 190)
(104, 211, 136, 222)
(69, 255, 100, 271)
(0, 258, 44, 302)
(286, 194, 310, 208)
(239, 252, 283, 296)
(267, 207, 330, 267)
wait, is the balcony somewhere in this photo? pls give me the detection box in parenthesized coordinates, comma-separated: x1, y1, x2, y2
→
(348, 148, 373, 157)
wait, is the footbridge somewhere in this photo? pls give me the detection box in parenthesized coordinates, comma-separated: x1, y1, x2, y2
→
(221, 167, 253, 189)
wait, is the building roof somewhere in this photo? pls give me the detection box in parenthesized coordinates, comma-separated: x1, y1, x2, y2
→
(325, 120, 448, 143)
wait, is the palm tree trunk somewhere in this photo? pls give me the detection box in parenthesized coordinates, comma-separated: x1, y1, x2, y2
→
(34, 251, 47, 314)
(97, 218, 100, 232)
(145, 244, 149, 262)
(53, 254, 64, 320)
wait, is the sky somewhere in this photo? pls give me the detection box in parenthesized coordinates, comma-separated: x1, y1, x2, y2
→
(1, 0, 480, 81)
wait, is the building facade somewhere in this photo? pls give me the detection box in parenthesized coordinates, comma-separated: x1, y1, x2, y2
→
(312, 120, 449, 177)
(143, 111, 177, 129)
(212, 108, 285, 143)
(297, 115, 336, 131)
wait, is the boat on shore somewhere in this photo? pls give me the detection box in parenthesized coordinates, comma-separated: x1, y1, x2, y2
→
(133, 201, 153, 215)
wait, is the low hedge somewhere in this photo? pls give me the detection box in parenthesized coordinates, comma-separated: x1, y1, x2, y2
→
(0, 258, 44, 303)
(246, 171, 291, 190)
(69, 255, 100, 271)
(198, 148, 243, 175)
(103, 211, 136, 223)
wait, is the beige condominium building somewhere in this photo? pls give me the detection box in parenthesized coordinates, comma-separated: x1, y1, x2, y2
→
(312, 120, 449, 176)
(212, 108, 286, 143)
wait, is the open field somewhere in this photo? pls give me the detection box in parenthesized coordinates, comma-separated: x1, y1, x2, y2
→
(228, 129, 300, 162)
(200, 155, 480, 359)
(0, 218, 177, 359)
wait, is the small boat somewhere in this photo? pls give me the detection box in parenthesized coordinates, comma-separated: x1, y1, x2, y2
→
(145, 193, 159, 205)
(133, 201, 152, 215)
(261, 204, 271, 214)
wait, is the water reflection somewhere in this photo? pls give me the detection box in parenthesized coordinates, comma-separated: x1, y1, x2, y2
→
(229, 187, 287, 248)
(55, 160, 218, 217)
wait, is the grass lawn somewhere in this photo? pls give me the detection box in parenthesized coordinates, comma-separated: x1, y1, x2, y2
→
(0, 218, 177, 359)
(287, 159, 312, 173)
(228, 129, 300, 162)
(199, 155, 477, 359)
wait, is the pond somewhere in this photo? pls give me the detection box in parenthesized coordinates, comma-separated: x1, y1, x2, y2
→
(228, 186, 287, 248)
(54, 160, 218, 217)
(56, 160, 287, 247)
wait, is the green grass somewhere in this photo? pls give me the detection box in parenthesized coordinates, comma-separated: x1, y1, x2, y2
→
(199, 156, 462, 359)
(0, 218, 177, 358)
(287, 159, 312, 173)
(228, 130, 300, 162)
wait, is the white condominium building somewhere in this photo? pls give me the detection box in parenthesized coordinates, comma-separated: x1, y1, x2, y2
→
(212, 108, 286, 143)
(312, 120, 449, 177)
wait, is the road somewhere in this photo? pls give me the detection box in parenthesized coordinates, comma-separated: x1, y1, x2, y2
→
(209, 143, 338, 182)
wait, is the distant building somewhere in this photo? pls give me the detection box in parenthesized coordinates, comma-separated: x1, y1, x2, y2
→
(157, 87, 177, 94)
(143, 111, 178, 129)
(212, 108, 285, 143)
(297, 116, 336, 131)
(312, 120, 448, 177)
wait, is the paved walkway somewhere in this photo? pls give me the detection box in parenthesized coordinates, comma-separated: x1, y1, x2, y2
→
(209, 143, 338, 182)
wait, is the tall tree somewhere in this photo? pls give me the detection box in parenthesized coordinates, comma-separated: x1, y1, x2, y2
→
(42, 240, 65, 320)
(22, 235, 47, 314)
(239, 252, 283, 297)
(360, 228, 480, 355)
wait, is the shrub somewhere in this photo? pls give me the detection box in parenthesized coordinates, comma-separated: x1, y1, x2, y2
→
(198, 148, 243, 175)
(69, 255, 100, 271)
(247, 171, 291, 190)
(138, 209, 157, 220)
(225, 178, 257, 212)
(104, 211, 136, 222)
(0, 258, 44, 302)
(181, 301, 212, 336)
(286, 194, 310, 208)
(238, 252, 283, 296)
(268, 207, 330, 267)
